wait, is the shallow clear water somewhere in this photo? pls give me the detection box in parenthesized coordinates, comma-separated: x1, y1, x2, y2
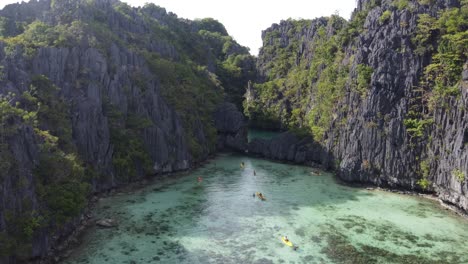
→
(247, 129, 279, 142)
(65, 153, 468, 264)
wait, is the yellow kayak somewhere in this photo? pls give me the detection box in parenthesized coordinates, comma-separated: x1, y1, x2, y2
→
(255, 192, 266, 201)
(282, 237, 293, 247)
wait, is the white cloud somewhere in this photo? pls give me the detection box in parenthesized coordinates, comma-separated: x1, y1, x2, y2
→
(0, 0, 357, 55)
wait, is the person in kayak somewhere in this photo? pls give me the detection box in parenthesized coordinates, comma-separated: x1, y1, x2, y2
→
(284, 236, 289, 242)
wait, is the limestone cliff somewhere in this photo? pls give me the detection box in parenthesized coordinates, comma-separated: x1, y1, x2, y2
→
(0, 0, 250, 261)
(247, 0, 467, 210)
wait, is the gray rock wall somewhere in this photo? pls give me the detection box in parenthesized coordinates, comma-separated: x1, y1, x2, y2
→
(329, 0, 431, 187)
(430, 65, 467, 210)
(0, 0, 249, 261)
(214, 102, 248, 152)
(252, 0, 468, 211)
(327, 0, 467, 211)
(0, 43, 192, 263)
(248, 132, 326, 166)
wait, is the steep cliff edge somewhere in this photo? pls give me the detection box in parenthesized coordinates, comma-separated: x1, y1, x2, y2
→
(214, 102, 248, 152)
(246, 0, 467, 210)
(0, 0, 250, 261)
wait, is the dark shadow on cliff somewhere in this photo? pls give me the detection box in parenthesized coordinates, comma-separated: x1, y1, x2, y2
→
(246, 131, 336, 172)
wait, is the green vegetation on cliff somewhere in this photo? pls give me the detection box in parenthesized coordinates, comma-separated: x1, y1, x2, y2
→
(246, 0, 466, 146)
(246, 0, 466, 195)
(0, 0, 254, 259)
(408, 1, 466, 189)
(105, 102, 154, 182)
(0, 0, 254, 159)
(244, 15, 351, 139)
(0, 75, 90, 258)
(415, 3, 467, 107)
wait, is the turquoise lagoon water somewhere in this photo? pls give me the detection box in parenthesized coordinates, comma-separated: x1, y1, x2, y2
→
(65, 153, 468, 264)
(247, 129, 279, 142)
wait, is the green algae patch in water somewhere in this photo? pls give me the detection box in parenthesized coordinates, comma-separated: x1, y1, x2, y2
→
(64, 153, 468, 264)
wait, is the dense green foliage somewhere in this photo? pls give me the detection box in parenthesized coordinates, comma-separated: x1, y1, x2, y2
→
(414, 2, 467, 99)
(0, 20, 86, 57)
(338, 6, 369, 46)
(379, 10, 392, 24)
(355, 64, 373, 98)
(0, 0, 253, 182)
(194, 18, 229, 36)
(105, 103, 154, 182)
(217, 54, 256, 107)
(144, 53, 221, 157)
(191, 17, 255, 108)
(452, 169, 465, 182)
(0, 0, 254, 258)
(0, 0, 253, 162)
(245, 0, 465, 199)
(244, 15, 354, 139)
(417, 160, 431, 190)
(1, 0, 464, 260)
(0, 76, 90, 258)
(391, 1, 468, 190)
(0, 94, 39, 257)
(393, 0, 410, 10)
(405, 1, 467, 142)
(28, 76, 89, 227)
(247, 0, 466, 147)
(111, 2, 253, 159)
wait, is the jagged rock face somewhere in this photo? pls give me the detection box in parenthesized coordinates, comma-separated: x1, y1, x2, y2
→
(0, 0, 251, 261)
(256, 18, 329, 82)
(1, 32, 191, 264)
(251, 0, 467, 210)
(431, 65, 467, 210)
(214, 102, 248, 152)
(2, 38, 191, 188)
(328, 0, 431, 187)
(327, 0, 467, 208)
(0, 125, 41, 260)
(248, 132, 326, 165)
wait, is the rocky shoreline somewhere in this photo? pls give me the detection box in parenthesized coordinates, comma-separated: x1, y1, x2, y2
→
(42, 120, 467, 263)
(1, 0, 466, 262)
(31, 154, 221, 264)
(247, 0, 468, 213)
(362, 186, 468, 220)
(31, 145, 468, 263)
(247, 137, 468, 220)
(23, 97, 248, 264)
(246, 131, 468, 217)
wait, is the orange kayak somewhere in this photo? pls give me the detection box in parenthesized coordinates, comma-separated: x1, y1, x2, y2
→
(255, 192, 266, 201)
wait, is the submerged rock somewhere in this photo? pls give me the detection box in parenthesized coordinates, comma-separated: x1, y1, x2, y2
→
(96, 218, 119, 228)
